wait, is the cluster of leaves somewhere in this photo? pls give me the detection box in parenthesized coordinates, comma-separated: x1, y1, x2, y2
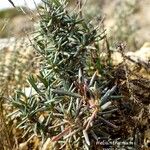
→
(10, 0, 127, 149)
(34, 0, 99, 81)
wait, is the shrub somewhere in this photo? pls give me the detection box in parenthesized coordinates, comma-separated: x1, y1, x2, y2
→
(10, 0, 124, 149)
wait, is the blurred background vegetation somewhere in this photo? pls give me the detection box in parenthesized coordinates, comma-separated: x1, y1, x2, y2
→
(0, 7, 34, 37)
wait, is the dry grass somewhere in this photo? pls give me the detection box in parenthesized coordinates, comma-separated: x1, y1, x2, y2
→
(0, 37, 39, 150)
